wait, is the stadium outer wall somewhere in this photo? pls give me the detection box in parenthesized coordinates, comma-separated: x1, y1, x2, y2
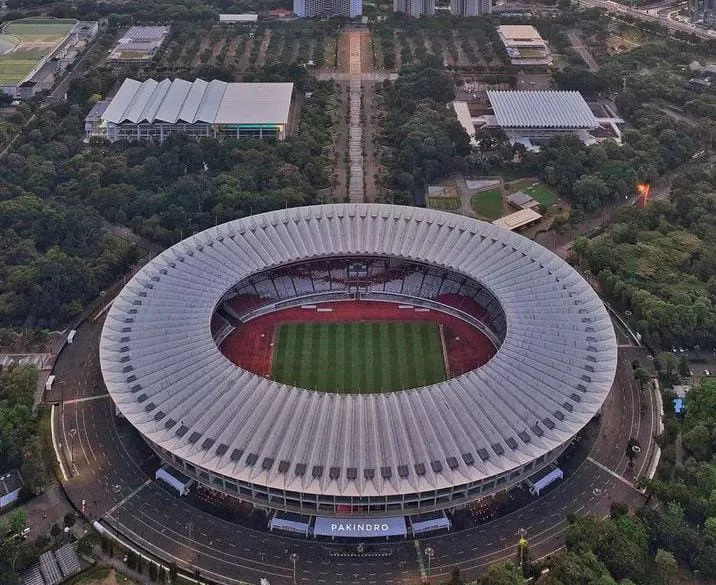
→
(146, 291, 576, 519)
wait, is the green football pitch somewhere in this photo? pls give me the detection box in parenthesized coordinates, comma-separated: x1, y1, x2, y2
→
(271, 322, 447, 393)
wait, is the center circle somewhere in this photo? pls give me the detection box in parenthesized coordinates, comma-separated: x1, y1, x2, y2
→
(213, 256, 505, 393)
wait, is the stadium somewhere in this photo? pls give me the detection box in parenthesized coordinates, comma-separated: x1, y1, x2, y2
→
(99, 204, 617, 537)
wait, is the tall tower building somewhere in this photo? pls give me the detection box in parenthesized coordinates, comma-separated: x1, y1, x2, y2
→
(294, 0, 361, 17)
(393, 0, 435, 17)
(450, 0, 491, 15)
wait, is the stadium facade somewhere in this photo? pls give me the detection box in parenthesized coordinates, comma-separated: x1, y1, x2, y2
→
(84, 78, 293, 143)
(100, 204, 616, 533)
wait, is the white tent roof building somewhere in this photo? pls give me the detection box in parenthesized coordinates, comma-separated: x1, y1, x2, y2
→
(86, 78, 294, 143)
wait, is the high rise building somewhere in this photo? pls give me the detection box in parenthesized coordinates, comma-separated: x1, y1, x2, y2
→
(293, 0, 361, 17)
(393, 0, 435, 17)
(450, 0, 491, 16)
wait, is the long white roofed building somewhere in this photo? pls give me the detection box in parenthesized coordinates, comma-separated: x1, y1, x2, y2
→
(85, 78, 294, 143)
(100, 204, 616, 527)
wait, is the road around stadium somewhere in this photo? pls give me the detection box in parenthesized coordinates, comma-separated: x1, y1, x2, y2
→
(43, 204, 663, 584)
(47, 294, 660, 585)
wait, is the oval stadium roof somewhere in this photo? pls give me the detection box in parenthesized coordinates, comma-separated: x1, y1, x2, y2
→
(99, 204, 617, 498)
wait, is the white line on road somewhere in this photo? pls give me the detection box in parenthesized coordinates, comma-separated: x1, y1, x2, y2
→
(586, 457, 636, 489)
(63, 394, 110, 405)
(105, 479, 152, 516)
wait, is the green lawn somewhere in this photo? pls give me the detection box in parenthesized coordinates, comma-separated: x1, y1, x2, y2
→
(524, 183, 556, 207)
(2, 21, 75, 39)
(471, 188, 504, 220)
(271, 321, 446, 393)
(0, 57, 39, 84)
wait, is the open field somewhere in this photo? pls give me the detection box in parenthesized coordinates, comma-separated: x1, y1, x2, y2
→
(471, 188, 504, 220)
(523, 183, 556, 207)
(271, 321, 446, 393)
(0, 19, 74, 85)
(505, 180, 557, 207)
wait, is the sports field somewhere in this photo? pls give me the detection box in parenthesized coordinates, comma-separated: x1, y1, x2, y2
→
(0, 19, 75, 85)
(271, 321, 447, 393)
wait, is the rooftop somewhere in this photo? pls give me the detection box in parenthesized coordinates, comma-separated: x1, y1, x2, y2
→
(101, 78, 294, 126)
(487, 91, 599, 129)
(492, 208, 542, 230)
(498, 25, 545, 44)
(0, 469, 23, 497)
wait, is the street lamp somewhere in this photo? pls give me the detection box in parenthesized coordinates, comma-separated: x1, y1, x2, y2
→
(424, 546, 435, 582)
(290, 553, 298, 585)
(517, 528, 528, 570)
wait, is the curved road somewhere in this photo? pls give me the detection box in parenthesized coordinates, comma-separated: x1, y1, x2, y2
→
(49, 318, 656, 584)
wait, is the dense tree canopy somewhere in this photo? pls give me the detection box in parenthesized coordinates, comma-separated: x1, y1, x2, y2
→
(0, 68, 334, 327)
(380, 60, 470, 199)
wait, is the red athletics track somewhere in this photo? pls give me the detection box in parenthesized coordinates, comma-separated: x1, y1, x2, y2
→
(219, 301, 496, 382)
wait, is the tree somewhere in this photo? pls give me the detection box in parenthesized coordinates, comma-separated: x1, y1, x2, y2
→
(63, 512, 76, 528)
(634, 368, 650, 394)
(704, 517, 716, 539)
(450, 567, 464, 585)
(654, 549, 677, 585)
(610, 502, 629, 519)
(49, 523, 62, 545)
(573, 175, 610, 209)
(478, 563, 523, 585)
(677, 355, 690, 379)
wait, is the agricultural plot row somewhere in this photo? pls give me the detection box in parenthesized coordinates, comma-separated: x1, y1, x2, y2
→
(154, 22, 341, 73)
(371, 17, 510, 72)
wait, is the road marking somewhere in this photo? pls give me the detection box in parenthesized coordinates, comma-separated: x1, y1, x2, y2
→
(586, 457, 636, 489)
(104, 479, 151, 516)
(414, 540, 426, 580)
(63, 394, 110, 405)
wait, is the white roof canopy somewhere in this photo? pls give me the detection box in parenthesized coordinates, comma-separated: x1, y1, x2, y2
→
(102, 78, 293, 126)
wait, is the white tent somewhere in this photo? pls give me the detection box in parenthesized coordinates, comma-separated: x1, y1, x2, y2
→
(155, 466, 193, 496)
(269, 512, 311, 536)
(528, 467, 563, 496)
(410, 513, 451, 535)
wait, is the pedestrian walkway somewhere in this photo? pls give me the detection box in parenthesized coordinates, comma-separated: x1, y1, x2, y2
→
(348, 31, 364, 203)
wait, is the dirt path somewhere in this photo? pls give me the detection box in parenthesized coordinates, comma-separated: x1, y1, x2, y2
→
(236, 37, 252, 70)
(225, 35, 241, 62)
(567, 29, 600, 72)
(392, 31, 402, 70)
(362, 82, 381, 202)
(254, 29, 272, 68)
(360, 30, 372, 73)
(332, 81, 350, 201)
(211, 37, 227, 61)
(192, 34, 214, 67)
(453, 30, 469, 68)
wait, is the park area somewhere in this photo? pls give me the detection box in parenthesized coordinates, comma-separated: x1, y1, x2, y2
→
(0, 19, 75, 85)
(271, 321, 446, 393)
